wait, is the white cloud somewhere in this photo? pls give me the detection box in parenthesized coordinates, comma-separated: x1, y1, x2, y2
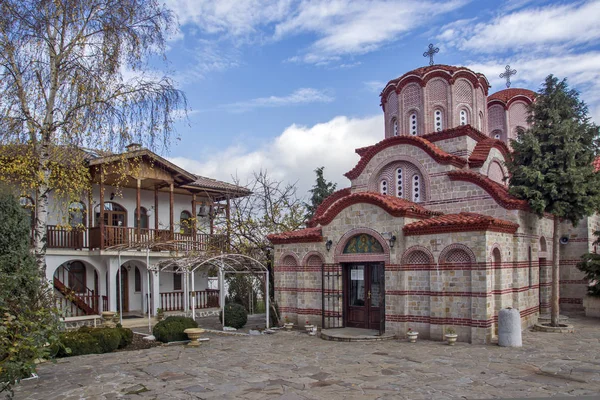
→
(169, 115, 383, 196)
(363, 80, 385, 93)
(444, 0, 600, 53)
(220, 88, 335, 113)
(172, 40, 241, 85)
(165, 0, 469, 65)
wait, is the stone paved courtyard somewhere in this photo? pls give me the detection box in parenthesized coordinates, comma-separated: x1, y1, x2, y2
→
(12, 313, 600, 399)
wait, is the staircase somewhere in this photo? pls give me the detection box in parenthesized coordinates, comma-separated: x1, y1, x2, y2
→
(53, 267, 99, 316)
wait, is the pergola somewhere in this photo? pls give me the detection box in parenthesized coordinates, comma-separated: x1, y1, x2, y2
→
(156, 254, 270, 330)
(106, 240, 270, 331)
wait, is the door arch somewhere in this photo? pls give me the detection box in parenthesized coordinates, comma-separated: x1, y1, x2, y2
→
(95, 202, 127, 227)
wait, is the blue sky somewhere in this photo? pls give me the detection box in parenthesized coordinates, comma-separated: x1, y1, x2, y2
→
(159, 0, 600, 196)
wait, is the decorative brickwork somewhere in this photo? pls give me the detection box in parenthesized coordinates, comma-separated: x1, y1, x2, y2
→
(488, 88, 535, 107)
(468, 139, 510, 168)
(508, 101, 529, 141)
(487, 159, 507, 185)
(439, 243, 477, 264)
(401, 246, 435, 265)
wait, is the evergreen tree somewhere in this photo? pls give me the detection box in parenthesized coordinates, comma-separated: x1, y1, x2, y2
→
(577, 231, 600, 298)
(305, 167, 337, 221)
(506, 75, 600, 327)
(0, 189, 61, 395)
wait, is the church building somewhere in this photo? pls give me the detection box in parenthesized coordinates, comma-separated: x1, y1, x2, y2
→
(267, 63, 597, 343)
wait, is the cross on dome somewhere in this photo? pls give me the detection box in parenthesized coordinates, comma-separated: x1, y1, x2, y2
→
(500, 65, 517, 88)
(423, 43, 439, 66)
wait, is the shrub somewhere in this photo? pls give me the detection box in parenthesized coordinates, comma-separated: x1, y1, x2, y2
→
(57, 332, 101, 357)
(87, 328, 121, 353)
(152, 316, 197, 343)
(221, 303, 248, 329)
(117, 327, 134, 349)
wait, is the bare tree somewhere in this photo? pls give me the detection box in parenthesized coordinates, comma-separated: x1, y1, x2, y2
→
(0, 0, 186, 274)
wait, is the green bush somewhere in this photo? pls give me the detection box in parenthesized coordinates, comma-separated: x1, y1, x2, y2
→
(221, 303, 248, 329)
(152, 316, 198, 343)
(117, 327, 134, 349)
(57, 332, 101, 357)
(87, 328, 121, 353)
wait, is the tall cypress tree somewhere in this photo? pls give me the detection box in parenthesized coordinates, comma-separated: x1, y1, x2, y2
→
(305, 167, 337, 221)
(506, 75, 600, 327)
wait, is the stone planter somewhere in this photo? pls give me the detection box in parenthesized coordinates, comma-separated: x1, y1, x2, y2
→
(308, 326, 317, 336)
(406, 331, 419, 343)
(184, 328, 205, 347)
(101, 311, 117, 328)
(305, 324, 315, 332)
(284, 323, 294, 331)
(583, 295, 600, 318)
(445, 334, 458, 346)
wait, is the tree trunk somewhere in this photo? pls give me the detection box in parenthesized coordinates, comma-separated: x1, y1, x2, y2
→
(34, 140, 51, 277)
(551, 215, 560, 326)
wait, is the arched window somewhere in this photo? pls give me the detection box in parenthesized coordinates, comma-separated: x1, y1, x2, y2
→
(343, 234, 384, 254)
(406, 250, 430, 264)
(459, 109, 468, 125)
(492, 248, 501, 267)
(19, 196, 35, 228)
(95, 202, 126, 227)
(180, 210, 193, 235)
(392, 118, 398, 136)
(478, 112, 484, 131)
(539, 237, 547, 253)
(134, 207, 148, 229)
(379, 179, 388, 196)
(409, 112, 418, 135)
(134, 266, 142, 292)
(434, 109, 443, 131)
(492, 129, 502, 140)
(396, 168, 403, 197)
(68, 202, 86, 227)
(412, 174, 421, 202)
(445, 249, 472, 264)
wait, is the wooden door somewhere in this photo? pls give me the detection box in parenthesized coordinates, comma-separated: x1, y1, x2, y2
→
(345, 263, 383, 330)
(117, 267, 129, 312)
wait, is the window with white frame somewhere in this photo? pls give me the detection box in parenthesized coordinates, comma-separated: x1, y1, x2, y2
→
(459, 109, 468, 125)
(409, 112, 418, 135)
(396, 168, 403, 197)
(380, 179, 388, 195)
(412, 175, 421, 202)
(434, 109, 443, 131)
(392, 118, 398, 136)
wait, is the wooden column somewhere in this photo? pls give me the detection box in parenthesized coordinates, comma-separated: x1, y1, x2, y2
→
(99, 166, 105, 249)
(226, 196, 231, 252)
(169, 183, 174, 238)
(87, 190, 93, 229)
(191, 194, 197, 242)
(154, 186, 159, 230)
(136, 178, 141, 236)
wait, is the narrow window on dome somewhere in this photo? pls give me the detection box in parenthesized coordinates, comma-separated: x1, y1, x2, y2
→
(380, 179, 388, 196)
(434, 109, 443, 132)
(492, 129, 502, 140)
(478, 112, 483, 131)
(459, 109, 468, 125)
(396, 168, 403, 198)
(392, 118, 398, 136)
(412, 175, 421, 202)
(409, 112, 418, 135)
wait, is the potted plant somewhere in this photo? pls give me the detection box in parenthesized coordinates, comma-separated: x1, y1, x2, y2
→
(156, 308, 164, 321)
(406, 327, 419, 343)
(444, 327, 458, 345)
(283, 316, 294, 331)
(304, 319, 314, 332)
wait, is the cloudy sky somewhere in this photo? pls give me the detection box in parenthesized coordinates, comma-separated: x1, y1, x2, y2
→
(160, 0, 600, 197)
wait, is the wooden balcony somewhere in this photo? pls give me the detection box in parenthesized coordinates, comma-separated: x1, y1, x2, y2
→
(43, 225, 227, 252)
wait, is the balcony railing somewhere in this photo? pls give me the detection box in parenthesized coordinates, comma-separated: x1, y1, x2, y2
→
(41, 225, 226, 252)
(160, 289, 219, 312)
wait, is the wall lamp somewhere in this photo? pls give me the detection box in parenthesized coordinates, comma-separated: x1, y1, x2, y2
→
(325, 240, 333, 252)
(382, 232, 397, 248)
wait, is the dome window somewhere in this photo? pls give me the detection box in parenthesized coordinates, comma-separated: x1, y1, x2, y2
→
(409, 112, 418, 135)
(459, 109, 468, 125)
(412, 175, 421, 202)
(380, 179, 388, 196)
(434, 109, 443, 132)
(392, 118, 398, 136)
(396, 168, 403, 198)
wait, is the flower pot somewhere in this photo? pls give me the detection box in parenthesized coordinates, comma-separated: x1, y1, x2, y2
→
(407, 331, 419, 343)
(101, 311, 117, 327)
(284, 322, 294, 331)
(309, 326, 317, 336)
(184, 328, 205, 347)
(445, 333, 458, 345)
(305, 324, 314, 332)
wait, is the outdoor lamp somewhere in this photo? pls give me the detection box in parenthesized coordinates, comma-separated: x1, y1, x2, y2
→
(381, 232, 396, 248)
(325, 240, 333, 251)
(146, 207, 153, 217)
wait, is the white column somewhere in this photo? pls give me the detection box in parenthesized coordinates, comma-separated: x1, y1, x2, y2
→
(152, 270, 161, 315)
(107, 257, 119, 312)
(98, 264, 108, 312)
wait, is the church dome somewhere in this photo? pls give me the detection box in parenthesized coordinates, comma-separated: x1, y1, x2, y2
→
(487, 88, 535, 143)
(488, 88, 535, 107)
(380, 65, 490, 138)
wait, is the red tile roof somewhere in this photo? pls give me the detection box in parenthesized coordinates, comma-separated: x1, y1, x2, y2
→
(267, 227, 323, 244)
(307, 188, 352, 228)
(447, 170, 529, 210)
(421, 124, 489, 143)
(488, 88, 535, 106)
(345, 135, 467, 180)
(313, 191, 441, 226)
(468, 138, 510, 168)
(403, 212, 519, 236)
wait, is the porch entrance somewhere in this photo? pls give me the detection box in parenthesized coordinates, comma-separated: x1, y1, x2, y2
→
(117, 266, 129, 312)
(345, 263, 384, 330)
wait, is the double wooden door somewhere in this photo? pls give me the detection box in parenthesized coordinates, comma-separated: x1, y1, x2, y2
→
(345, 263, 384, 331)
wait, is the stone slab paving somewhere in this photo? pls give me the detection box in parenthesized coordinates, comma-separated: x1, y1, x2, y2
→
(12, 313, 600, 399)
